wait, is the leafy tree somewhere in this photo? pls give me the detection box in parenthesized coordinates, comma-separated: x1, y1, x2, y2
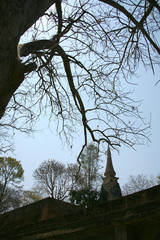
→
(0, 157, 24, 199)
(0, 157, 24, 212)
(80, 143, 102, 191)
(33, 159, 80, 200)
(122, 174, 159, 196)
(1, 0, 158, 155)
(69, 143, 103, 207)
(0, 157, 43, 212)
(69, 187, 108, 208)
(69, 189, 100, 208)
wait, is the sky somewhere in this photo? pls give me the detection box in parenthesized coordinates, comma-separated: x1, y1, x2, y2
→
(12, 67, 160, 191)
(6, 2, 160, 191)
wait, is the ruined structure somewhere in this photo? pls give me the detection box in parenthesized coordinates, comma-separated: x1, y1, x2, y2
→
(0, 185, 160, 240)
(102, 146, 122, 200)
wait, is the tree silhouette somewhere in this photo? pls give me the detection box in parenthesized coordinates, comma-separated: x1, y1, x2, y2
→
(1, 1, 159, 155)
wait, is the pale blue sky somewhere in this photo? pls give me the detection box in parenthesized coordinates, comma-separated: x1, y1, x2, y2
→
(12, 67, 160, 190)
(10, 3, 160, 189)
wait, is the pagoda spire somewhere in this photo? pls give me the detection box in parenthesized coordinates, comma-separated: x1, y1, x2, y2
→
(101, 146, 122, 201)
(104, 146, 116, 177)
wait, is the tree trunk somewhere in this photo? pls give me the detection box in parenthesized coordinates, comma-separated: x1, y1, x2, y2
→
(0, 0, 56, 118)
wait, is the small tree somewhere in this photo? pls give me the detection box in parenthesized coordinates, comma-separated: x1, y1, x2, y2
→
(0, 157, 24, 212)
(0, 157, 24, 197)
(80, 143, 102, 191)
(33, 159, 80, 200)
(69, 143, 103, 208)
(0, 186, 22, 213)
(122, 174, 158, 196)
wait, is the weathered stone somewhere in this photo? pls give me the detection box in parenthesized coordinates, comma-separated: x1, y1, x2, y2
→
(0, 185, 160, 240)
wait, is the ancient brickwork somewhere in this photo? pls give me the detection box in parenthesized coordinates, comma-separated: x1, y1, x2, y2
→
(0, 185, 160, 240)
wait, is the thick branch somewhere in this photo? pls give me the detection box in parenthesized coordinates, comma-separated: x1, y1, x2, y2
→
(56, 0, 63, 36)
(148, 0, 160, 13)
(20, 40, 58, 57)
(55, 45, 101, 148)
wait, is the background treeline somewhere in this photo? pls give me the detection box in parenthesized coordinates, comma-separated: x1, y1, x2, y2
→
(0, 144, 159, 213)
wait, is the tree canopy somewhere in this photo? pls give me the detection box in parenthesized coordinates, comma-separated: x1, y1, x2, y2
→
(69, 143, 104, 207)
(33, 159, 80, 200)
(0, 157, 24, 189)
(79, 143, 102, 191)
(1, 0, 160, 155)
(0, 157, 24, 212)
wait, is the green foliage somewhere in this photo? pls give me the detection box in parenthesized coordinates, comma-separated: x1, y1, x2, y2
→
(69, 189, 100, 208)
(0, 157, 24, 213)
(69, 187, 108, 208)
(69, 143, 105, 208)
(80, 143, 102, 191)
(0, 157, 24, 187)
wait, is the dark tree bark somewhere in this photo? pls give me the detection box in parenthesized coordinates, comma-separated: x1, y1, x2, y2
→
(0, 0, 56, 118)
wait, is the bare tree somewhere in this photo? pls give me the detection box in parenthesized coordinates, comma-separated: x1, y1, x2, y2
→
(33, 159, 80, 200)
(0, 186, 22, 213)
(1, 1, 159, 156)
(122, 174, 159, 196)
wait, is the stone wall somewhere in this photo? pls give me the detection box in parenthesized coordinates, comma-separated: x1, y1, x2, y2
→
(0, 197, 83, 232)
(0, 185, 160, 240)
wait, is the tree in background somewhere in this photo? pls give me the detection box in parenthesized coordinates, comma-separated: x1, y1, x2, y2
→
(0, 157, 24, 199)
(0, 157, 43, 213)
(122, 174, 159, 196)
(33, 159, 80, 200)
(20, 190, 42, 206)
(1, 1, 159, 156)
(0, 185, 22, 213)
(69, 189, 100, 208)
(69, 143, 104, 207)
(80, 143, 102, 191)
(0, 157, 24, 212)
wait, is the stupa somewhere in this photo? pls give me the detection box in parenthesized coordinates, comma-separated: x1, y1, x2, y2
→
(101, 146, 122, 200)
